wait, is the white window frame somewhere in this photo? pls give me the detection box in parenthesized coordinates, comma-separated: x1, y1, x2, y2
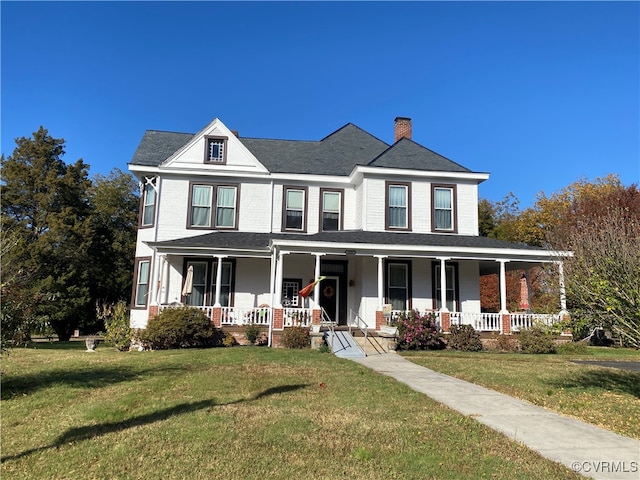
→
(133, 258, 151, 308)
(284, 188, 306, 231)
(215, 186, 237, 229)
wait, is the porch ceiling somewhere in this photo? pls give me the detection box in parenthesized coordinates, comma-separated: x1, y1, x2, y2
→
(147, 230, 569, 265)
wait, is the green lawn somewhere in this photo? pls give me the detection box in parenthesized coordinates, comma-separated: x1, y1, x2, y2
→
(401, 347, 640, 439)
(0, 343, 584, 480)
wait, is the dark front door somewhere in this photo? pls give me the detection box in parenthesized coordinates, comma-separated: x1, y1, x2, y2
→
(319, 277, 339, 323)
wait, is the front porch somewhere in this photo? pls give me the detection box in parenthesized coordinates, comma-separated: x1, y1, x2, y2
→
(158, 304, 566, 335)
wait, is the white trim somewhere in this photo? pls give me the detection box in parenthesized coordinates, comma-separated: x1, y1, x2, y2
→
(350, 165, 490, 184)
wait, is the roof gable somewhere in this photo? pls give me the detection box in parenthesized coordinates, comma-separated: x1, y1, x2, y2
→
(368, 138, 471, 173)
(159, 118, 268, 173)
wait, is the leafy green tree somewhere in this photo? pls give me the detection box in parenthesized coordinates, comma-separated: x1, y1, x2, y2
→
(1, 127, 93, 341)
(478, 193, 557, 313)
(88, 169, 139, 308)
(548, 181, 639, 347)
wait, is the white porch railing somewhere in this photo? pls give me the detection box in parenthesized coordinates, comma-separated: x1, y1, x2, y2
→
(450, 312, 502, 331)
(159, 305, 562, 333)
(283, 308, 313, 327)
(509, 313, 561, 332)
(389, 309, 562, 333)
(220, 306, 271, 326)
(158, 304, 271, 326)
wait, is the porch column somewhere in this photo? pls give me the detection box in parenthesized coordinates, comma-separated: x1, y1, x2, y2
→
(213, 255, 227, 307)
(275, 251, 285, 307)
(558, 260, 568, 314)
(156, 254, 167, 305)
(375, 255, 386, 330)
(313, 253, 324, 309)
(376, 255, 386, 309)
(149, 251, 160, 307)
(268, 249, 277, 347)
(497, 259, 509, 313)
(438, 257, 450, 313)
(162, 255, 170, 304)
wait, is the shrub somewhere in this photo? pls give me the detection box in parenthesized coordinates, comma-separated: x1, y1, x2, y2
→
(102, 301, 133, 351)
(139, 307, 216, 349)
(556, 341, 589, 355)
(282, 326, 310, 349)
(518, 325, 557, 354)
(244, 324, 262, 345)
(222, 332, 237, 347)
(490, 333, 518, 352)
(448, 324, 483, 352)
(397, 310, 445, 350)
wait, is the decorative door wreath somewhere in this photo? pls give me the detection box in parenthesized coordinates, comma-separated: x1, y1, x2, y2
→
(322, 285, 335, 298)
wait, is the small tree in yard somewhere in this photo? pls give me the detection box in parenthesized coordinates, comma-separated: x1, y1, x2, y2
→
(100, 301, 133, 351)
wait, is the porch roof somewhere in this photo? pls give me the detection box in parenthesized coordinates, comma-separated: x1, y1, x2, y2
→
(147, 230, 570, 272)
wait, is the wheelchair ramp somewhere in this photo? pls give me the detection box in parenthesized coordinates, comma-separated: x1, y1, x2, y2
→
(326, 331, 366, 358)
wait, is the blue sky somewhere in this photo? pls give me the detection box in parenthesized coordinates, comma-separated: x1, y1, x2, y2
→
(2, 1, 638, 208)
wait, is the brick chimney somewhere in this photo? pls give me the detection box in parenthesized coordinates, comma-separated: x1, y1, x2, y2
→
(394, 117, 412, 142)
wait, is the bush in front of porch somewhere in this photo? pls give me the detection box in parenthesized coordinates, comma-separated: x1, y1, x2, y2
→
(139, 306, 220, 349)
(447, 324, 483, 352)
(397, 310, 445, 350)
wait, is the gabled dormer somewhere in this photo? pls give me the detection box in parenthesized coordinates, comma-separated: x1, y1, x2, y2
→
(160, 118, 269, 175)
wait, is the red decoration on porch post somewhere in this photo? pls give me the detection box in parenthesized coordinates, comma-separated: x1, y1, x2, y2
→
(298, 276, 326, 299)
(519, 274, 530, 311)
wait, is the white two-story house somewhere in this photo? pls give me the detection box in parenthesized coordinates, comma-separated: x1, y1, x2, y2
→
(128, 117, 569, 342)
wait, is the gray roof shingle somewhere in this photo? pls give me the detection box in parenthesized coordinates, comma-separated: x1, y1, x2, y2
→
(130, 130, 194, 167)
(150, 230, 542, 252)
(129, 123, 474, 175)
(369, 138, 472, 173)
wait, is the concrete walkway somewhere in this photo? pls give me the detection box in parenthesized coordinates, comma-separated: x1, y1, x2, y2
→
(352, 354, 640, 480)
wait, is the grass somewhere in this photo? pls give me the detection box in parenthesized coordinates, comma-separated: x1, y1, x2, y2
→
(0, 343, 585, 480)
(401, 346, 640, 439)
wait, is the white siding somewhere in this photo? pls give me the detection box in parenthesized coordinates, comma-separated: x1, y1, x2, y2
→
(456, 183, 479, 236)
(363, 178, 387, 231)
(459, 261, 481, 313)
(234, 258, 272, 308)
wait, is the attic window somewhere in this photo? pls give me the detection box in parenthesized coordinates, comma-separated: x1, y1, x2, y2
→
(205, 136, 227, 164)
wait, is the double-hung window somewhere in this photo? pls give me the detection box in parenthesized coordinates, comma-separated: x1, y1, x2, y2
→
(191, 185, 213, 227)
(283, 187, 307, 231)
(432, 185, 456, 232)
(386, 182, 411, 230)
(140, 181, 156, 228)
(321, 189, 342, 231)
(132, 257, 151, 308)
(386, 261, 411, 311)
(205, 137, 227, 164)
(216, 186, 237, 228)
(189, 183, 238, 229)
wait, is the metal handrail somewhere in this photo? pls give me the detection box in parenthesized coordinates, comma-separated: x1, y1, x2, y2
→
(349, 309, 369, 356)
(320, 307, 336, 351)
